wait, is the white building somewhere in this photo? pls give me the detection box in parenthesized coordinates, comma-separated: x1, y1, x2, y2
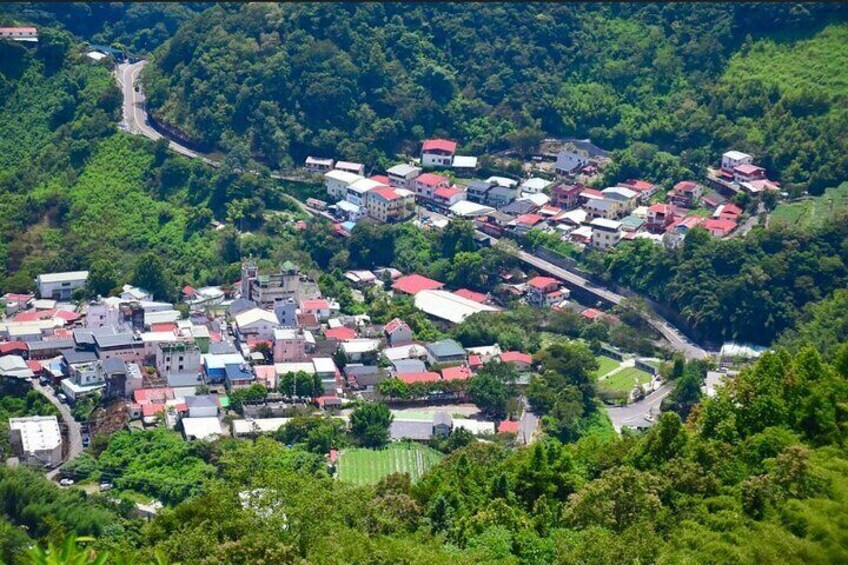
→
(324, 170, 364, 200)
(9, 416, 62, 467)
(413, 290, 499, 324)
(590, 218, 623, 251)
(520, 177, 552, 194)
(156, 342, 202, 377)
(36, 271, 88, 300)
(305, 156, 334, 173)
(234, 308, 280, 341)
(386, 163, 422, 188)
(721, 150, 753, 173)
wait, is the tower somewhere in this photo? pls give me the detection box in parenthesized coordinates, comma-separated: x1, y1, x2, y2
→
(241, 258, 258, 300)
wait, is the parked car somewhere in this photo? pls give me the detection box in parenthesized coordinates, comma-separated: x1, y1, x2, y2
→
(99, 482, 113, 491)
(59, 478, 74, 487)
(39, 376, 51, 386)
(82, 436, 90, 448)
(57, 392, 68, 403)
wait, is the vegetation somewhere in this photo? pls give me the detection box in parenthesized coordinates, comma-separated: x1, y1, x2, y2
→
(0, 379, 58, 459)
(336, 443, 443, 486)
(349, 402, 393, 448)
(771, 182, 848, 229)
(596, 366, 652, 397)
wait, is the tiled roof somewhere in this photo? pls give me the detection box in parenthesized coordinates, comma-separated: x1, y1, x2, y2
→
(441, 366, 472, 381)
(527, 276, 558, 290)
(422, 139, 457, 153)
(398, 371, 441, 384)
(392, 274, 444, 295)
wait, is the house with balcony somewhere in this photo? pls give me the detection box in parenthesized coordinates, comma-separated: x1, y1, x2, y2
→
(526, 276, 562, 307)
(669, 181, 704, 208)
(414, 173, 450, 200)
(590, 218, 623, 251)
(386, 163, 422, 188)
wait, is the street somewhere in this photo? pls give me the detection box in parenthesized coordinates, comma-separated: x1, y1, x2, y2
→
(604, 383, 672, 433)
(517, 396, 539, 445)
(31, 381, 83, 479)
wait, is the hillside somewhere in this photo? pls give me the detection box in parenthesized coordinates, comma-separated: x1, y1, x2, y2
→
(141, 3, 848, 191)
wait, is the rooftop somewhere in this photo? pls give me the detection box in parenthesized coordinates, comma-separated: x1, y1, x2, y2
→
(414, 290, 498, 324)
(9, 416, 61, 453)
(392, 274, 444, 296)
(422, 138, 457, 154)
(416, 173, 449, 187)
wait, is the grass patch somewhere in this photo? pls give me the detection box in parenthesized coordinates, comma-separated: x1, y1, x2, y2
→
(337, 442, 443, 485)
(770, 182, 848, 229)
(592, 356, 621, 378)
(597, 366, 651, 395)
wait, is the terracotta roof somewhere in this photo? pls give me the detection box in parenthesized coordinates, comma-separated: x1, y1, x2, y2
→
(182, 285, 196, 297)
(720, 203, 743, 216)
(422, 138, 457, 154)
(370, 186, 402, 201)
(384, 318, 410, 334)
(527, 276, 558, 290)
(734, 164, 764, 175)
(0, 27, 37, 33)
(416, 173, 449, 187)
(648, 203, 673, 214)
(703, 218, 737, 233)
(453, 289, 487, 303)
(515, 213, 543, 226)
(434, 186, 464, 199)
(468, 354, 483, 368)
(301, 298, 330, 310)
(369, 175, 391, 185)
(150, 323, 177, 333)
(134, 387, 174, 403)
(621, 179, 655, 192)
(0, 341, 27, 354)
(498, 420, 520, 434)
(499, 351, 532, 365)
(297, 313, 319, 326)
(441, 366, 472, 381)
(580, 188, 605, 199)
(398, 371, 441, 384)
(324, 326, 356, 341)
(392, 274, 444, 295)
(673, 181, 700, 193)
(580, 308, 603, 320)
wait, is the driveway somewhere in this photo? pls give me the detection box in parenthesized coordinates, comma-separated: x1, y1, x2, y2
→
(31, 381, 83, 479)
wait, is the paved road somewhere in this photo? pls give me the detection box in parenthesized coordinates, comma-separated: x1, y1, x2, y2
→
(489, 239, 710, 360)
(605, 382, 672, 433)
(517, 396, 539, 445)
(32, 381, 83, 479)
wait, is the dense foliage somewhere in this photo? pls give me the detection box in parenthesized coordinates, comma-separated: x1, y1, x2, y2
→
(594, 219, 848, 345)
(143, 3, 848, 191)
(0, 379, 58, 460)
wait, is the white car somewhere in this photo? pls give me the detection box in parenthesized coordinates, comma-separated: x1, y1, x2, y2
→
(59, 478, 74, 487)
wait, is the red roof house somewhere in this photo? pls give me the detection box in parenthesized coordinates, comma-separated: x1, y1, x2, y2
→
(703, 218, 737, 237)
(498, 420, 521, 434)
(441, 366, 472, 381)
(580, 308, 604, 321)
(369, 175, 391, 185)
(499, 351, 533, 367)
(324, 326, 357, 341)
(422, 139, 457, 154)
(515, 213, 544, 227)
(398, 371, 441, 384)
(454, 289, 487, 303)
(527, 276, 558, 291)
(392, 274, 444, 295)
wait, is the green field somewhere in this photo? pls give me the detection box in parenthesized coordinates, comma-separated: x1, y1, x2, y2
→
(337, 443, 443, 485)
(770, 183, 848, 229)
(597, 367, 652, 395)
(592, 356, 621, 378)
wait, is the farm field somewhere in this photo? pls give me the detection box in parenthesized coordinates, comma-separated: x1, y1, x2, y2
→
(597, 367, 652, 395)
(336, 443, 443, 485)
(770, 182, 848, 229)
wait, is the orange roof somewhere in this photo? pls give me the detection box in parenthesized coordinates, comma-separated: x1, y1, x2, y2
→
(498, 420, 520, 434)
(370, 186, 402, 201)
(527, 276, 558, 290)
(301, 298, 330, 310)
(370, 175, 391, 185)
(392, 274, 444, 295)
(515, 213, 543, 226)
(499, 351, 532, 365)
(434, 186, 464, 199)
(453, 289, 487, 303)
(398, 371, 441, 384)
(441, 366, 472, 381)
(416, 173, 449, 187)
(580, 308, 603, 320)
(325, 326, 356, 341)
(384, 318, 410, 334)
(151, 323, 177, 333)
(621, 179, 655, 192)
(134, 388, 174, 403)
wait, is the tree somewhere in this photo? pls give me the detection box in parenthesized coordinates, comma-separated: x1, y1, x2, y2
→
(467, 361, 518, 419)
(85, 259, 118, 299)
(132, 253, 175, 302)
(349, 402, 393, 448)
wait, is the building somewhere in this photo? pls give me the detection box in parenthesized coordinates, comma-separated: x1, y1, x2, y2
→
(526, 276, 561, 307)
(35, 271, 88, 300)
(465, 180, 493, 203)
(554, 151, 587, 176)
(499, 351, 533, 371)
(324, 170, 364, 200)
(273, 328, 308, 362)
(9, 416, 61, 467)
(182, 417, 223, 441)
(414, 290, 499, 324)
(305, 157, 334, 173)
(646, 204, 677, 234)
(425, 339, 467, 365)
(392, 274, 444, 296)
(733, 163, 766, 184)
(386, 163, 422, 188)
(346, 178, 385, 206)
(601, 187, 639, 213)
(156, 342, 202, 379)
(669, 181, 703, 208)
(340, 339, 382, 362)
(225, 363, 255, 390)
(414, 173, 450, 200)
(300, 298, 331, 321)
(185, 395, 219, 419)
(390, 412, 452, 442)
(584, 197, 621, 220)
(432, 186, 466, 208)
(335, 161, 366, 176)
(487, 185, 519, 208)
(618, 179, 658, 202)
(702, 218, 737, 238)
(421, 139, 457, 167)
(365, 186, 415, 223)
(521, 177, 552, 194)
(234, 308, 280, 341)
(550, 184, 584, 210)
(721, 150, 753, 174)
(0, 27, 38, 42)
(93, 331, 145, 364)
(590, 218, 623, 251)
(384, 318, 413, 346)
(240, 260, 314, 311)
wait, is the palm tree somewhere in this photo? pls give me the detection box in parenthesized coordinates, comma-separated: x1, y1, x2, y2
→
(22, 534, 107, 565)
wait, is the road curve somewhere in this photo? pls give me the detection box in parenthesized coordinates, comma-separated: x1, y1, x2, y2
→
(605, 383, 673, 432)
(31, 381, 83, 479)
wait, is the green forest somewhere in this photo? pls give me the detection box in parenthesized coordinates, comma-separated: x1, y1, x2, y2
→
(139, 3, 848, 193)
(0, 339, 846, 563)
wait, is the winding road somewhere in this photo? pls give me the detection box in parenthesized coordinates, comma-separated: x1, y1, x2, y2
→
(605, 383, 673, 432)
(32, 381, 83, 479)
